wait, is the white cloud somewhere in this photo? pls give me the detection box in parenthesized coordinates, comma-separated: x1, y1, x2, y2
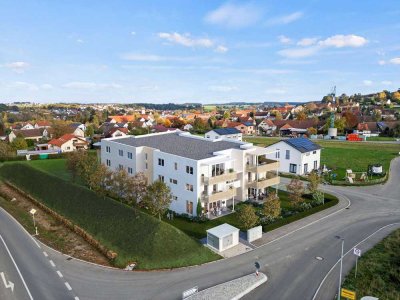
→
(266, 11, 303, 26)
(76, 39, 84, 43)
(297, 37, 318, 46)
(389, 57, 400, 64)
(158, 32, 214, 48)
(204, 3, 262, 28)
(130, 31, 136, 36)
(5, 61, 30, 73)
(278, 35, 292, 44)
(378, 60, 386, 65)
(278, 46, 320, 58)
(120, 53, 197, 62)
(214, 45, 228, 53)
(265, 88, 287, 95)
(62, 82, 122, 89)
(318, 34, 368, 48)
(381, 80, 392, 85)
(363, 80, 373, 86)
(40, 84, 53, 90)
(208, 85, 238, 92)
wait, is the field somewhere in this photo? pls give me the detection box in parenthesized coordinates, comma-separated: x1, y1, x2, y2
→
(244, 137, 399, 179)
(342, 228, 400, 300)
(26, 159, 72, 181)
(0, 163, 220, 269)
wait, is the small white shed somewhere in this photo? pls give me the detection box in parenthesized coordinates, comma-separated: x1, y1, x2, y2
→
(206, 223, 239, 252)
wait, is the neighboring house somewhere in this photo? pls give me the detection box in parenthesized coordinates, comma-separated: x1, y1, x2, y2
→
(69, 123, 86, 134)
(101, 131, 280, 217)
(265, 137, 321, 175)
(151, 125, 176, 133)
(205, 128, 242, 141)
(34, 121, 52, 128)
(105, 127, 129, 138)
(8, 128, 48, 143)
(258, 119, 277, 135)
(48, 134, 88, 152)
(107, 115, 136, 123)
(235, 122, 255, 135)
(183, 124, 193, 131)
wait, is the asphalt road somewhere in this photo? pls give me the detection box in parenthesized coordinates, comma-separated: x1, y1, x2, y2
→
(1, 157, 399, 300)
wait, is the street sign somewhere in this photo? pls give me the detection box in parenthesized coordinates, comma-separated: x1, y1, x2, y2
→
(182, 286, 198, 299)
(353, 247, 361, 257)
(30, 208, 36, 215)
(341, 288, 356, 300)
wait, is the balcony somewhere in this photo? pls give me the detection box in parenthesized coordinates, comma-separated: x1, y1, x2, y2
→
(246, 159, 279, 173)
(203, 188, 237, 203)
(202, 171, 238, 185)
(248, 175, 280, 189)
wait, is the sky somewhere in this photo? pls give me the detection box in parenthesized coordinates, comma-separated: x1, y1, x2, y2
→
(0, 0, 399, 104)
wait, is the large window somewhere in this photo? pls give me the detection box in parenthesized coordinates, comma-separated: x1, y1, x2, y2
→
(289, 163, 297, 173)
(186, 166, 193, 175)
(314, 160, 318, 170)
(285, 150, 290, 160)
(158, 158, 165, 166)
(186, 201, 193, 215)
(276, 149, 280, 159)
(106, 159, 111, 167)
(119, 149, 123, 156)
(128, 167, 133, 174)
(158, 175, 165, 182)
(118, 164, 124, 170)
(127, 152, 133, 159)
(212, 163, 224, 177)
(304, 163, 308, 174)
(106, 146, 111, 153)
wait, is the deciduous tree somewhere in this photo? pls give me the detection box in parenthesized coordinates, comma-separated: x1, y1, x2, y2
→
(10, 137, 28, 150)
(263, 194, 281, 220)
(238, 204, 259, 230)
(286, 178, 305, 206)
(143, 180, 173, 220)
(307, 172, 320, 194)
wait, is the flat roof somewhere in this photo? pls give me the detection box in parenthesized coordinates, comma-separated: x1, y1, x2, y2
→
(110, 132, 244, 160)
(206, 223, 239, 238)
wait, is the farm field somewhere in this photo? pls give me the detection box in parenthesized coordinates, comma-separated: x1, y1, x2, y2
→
(0, 163, 220, 269)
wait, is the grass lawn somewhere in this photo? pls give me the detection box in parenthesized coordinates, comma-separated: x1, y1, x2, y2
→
(366, 136, 398, 141)
(25, 159, 72, 181)
(342, 228, 400, 300)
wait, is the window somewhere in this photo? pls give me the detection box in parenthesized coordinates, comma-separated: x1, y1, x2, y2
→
(285, 150, 290, 160)
(186, 201, 193, 215)
(172, 196, 178, 201)
(314, 160, 318, 170)
(206, 135, 210, 138)
(186, 166, 193, 175)
(158, 175, 165, 182)
(127, 152, 133, 159)
(119, 149, 123, 156)
(304, 163, 308, 174)
(145, 163, 148, 170)
(289, 164, 297, 173)
(212, 163, 224, 177)
(275, 149, 280, 159)
(106, 159, 111, 167)
(106, 146, 111, 153)
(313, 150, 317, 154)
(118, 164, 123, 170)
(185, 184, 194, 192)
(169, 178, 178, 184)
(128, 167, 133, 174)
(145, 153, 148, 160)
(158, 158, 165, 166)
(174, 162, 178, 170)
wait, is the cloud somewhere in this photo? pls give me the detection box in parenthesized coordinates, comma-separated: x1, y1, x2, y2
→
(363, 80, 373, 86)
(214, 45, 228, 53)
(318, 34, 368, 48)
(378, 60, 386, 65)
(5, 61, 30, 73)
(204, 3, 262, 28)
(278, 46, 320, 58)
(265, 88, 287, 95)
(381, 80, 392, 85)
(130, 31, 136, 36)
(158, 32, 214, 48)
(266, 11, 303, 26)
(297, 37, 318, 46)
(62, 82, 122, 89)
(76, 39, 84, 44)
(11, 81, 39, 91)
(208, 85, 238, 92)
(40, 84, 53, 89)
(278, 35, 292, 44)
(120, 53, 197, 62)
(389, 57, 400, 64)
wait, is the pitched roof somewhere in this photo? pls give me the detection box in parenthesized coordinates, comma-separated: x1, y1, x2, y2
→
(48, 134, 77, 147)
(283, 138, 321, 153)
(35, 120, 51, 126)
(211, 128, 241, 135)
(12, 128, 44, 138)
(108, 115, 136, 123)
(112, 132, 243, 160)
(242, 122, 254, 127)
(106, 127, 128, 137)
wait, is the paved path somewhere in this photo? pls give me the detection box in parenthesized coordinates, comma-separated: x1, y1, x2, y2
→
(0, 157, 399, 299)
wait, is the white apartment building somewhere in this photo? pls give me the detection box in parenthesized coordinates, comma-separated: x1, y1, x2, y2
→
(264, 138, 321, 175)
(101, 131, 280, 218)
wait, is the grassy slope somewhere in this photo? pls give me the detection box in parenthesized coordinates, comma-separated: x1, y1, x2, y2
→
(342, 229, 400, 300)
(0, 163, 220, 269)
(26, 159, 72, 181)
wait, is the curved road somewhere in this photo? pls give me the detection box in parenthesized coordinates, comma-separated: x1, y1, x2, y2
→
(1, 157, 399, 300)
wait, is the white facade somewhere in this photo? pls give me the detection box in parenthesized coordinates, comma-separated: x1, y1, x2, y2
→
(265, 140, 321, 175)
(205, 130, 243, 141)
(101, 131, 280, 217)
(206, 223, 239, 252)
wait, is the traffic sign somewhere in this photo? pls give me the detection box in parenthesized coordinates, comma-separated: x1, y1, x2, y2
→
(341, 288, 356, 300)
(353, 247, 361, 257)
(30, 208, 36, 215)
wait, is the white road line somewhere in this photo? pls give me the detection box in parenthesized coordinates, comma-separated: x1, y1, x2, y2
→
(43, 251, 48, 257)
(56, 270, 63, 278)
(312, 222, 400, 300)
(65, 282, 72, 291)
(0, 234, 34, 300)
(49, 260, 56, 267)
(74, 297, 80, 300)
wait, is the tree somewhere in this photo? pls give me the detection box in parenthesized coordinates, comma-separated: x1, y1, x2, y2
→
(78, 153, 99, 186)
(372, 109, 382, 122)
(10, 137, 28, 150)
(170, 117, 185, 128)
(263, 194, 281, 220)
(88, 163, 113, 199)
(51, 120, 71, 138)
(307, 127, 317, 135)
(143, 180, 173, 220)
(286, 178, 305, 206)
(0, 142, 13, 157)
(274, 110, 282, 120)
(110, 169, 130, 200)
(342, 111, 358, 129)
(66, 150, 84, 182)
(163, 119, 172, 128)
(196, 199, 202, 217)
(223, 111, 230, 119)
(192, 118, 210, 133)
(85, 125, 95, 137)
(296, 111, 307, 121)
(126, 172, 147, 205)
(238, 204, 259, 230)
(307, 172, 320, 194)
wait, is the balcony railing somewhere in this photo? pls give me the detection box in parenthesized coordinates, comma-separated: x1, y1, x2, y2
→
(246, 159, 279, 173)
(202, 188, 237, 203)
(202, 171, 237, 185)
(247, 175, 280, 189)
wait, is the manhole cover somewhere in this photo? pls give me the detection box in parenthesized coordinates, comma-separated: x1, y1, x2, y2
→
(66, 257, 73, 261)
(315, 256, 324, 261)
(346, 207, 350, 209)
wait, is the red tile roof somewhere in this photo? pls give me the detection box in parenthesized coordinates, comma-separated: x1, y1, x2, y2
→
(48, 134, 76, 147)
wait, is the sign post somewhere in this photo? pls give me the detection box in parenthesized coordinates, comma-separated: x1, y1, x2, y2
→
(353, 247, 361, 279)
(29, 208, 38, 236)
(341, 288, 356, 300)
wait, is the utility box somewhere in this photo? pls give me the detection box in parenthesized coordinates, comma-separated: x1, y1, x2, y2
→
(206, 223, 239, 252)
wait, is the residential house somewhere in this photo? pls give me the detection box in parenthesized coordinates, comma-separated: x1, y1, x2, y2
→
(235, 122, 256, 135)
(101, 131, 280, 217)
(48, 134, 89, 152)
(265, 137, 321, 175)
(34, 121, 52, 128)
(258, 119, 277, 135)
(205, 128, 242, 141)
(183, 123, 193, 131)
(105, 127, 129, 138)
(8, 128, 49, 143)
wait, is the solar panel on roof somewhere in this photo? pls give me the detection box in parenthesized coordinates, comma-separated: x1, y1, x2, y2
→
(285, 138, 320, 153)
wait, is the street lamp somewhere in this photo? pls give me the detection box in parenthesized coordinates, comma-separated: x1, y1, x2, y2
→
(335, 235, 345, 300)
(30, 208, 38, 236)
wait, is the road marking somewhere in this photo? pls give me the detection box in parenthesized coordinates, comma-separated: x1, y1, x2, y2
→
(1, 272, 15, 292)
(56, 270, 63, 278)
(43, 251, 48, 257)
(74, 297, 80, 300)
(312, 222, 400, 300)
(0, 234, 34, 300)
(49, 260, 56, 267)
(65, 282, 72, 290)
